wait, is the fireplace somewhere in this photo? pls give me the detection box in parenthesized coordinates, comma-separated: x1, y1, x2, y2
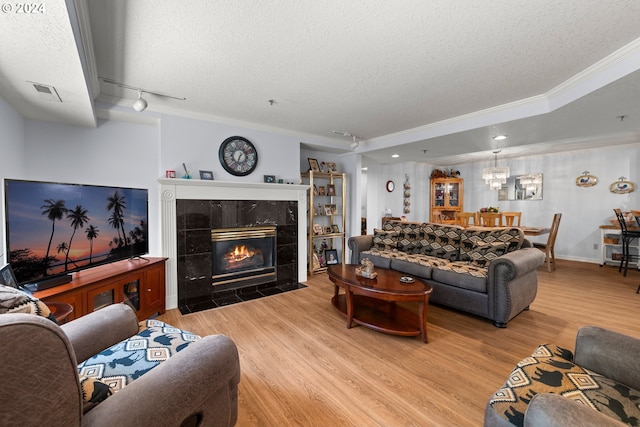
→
(211, 226, 276, 289)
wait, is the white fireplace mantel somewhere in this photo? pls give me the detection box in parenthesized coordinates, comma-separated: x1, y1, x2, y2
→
(158, 178, 309, 310)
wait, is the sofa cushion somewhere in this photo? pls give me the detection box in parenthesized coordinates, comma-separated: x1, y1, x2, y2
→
(372, 229, 398, 251)
(390, 254, 450, 279)
(431, 261, 488, 293)
(488, 343, 640, 427)
(459, 227, 524, 262)
(0, 284, 56, 323)
(77, 318, 200, 392)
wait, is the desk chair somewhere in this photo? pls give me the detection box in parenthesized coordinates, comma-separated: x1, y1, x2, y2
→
(533, 213, 562, 272)
(613, 208, 640, 277)
(502, 211, 522, 227)
(478, 212, 502, 227)
(455, 212, 477, 227)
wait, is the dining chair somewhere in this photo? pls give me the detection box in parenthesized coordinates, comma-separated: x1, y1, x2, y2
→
(613, 208, 640, 277)
(502, 211, 522, 227)
(455, 211, 477, 227)
(533, 213, 562, 273)
(478, 212, 502, 227)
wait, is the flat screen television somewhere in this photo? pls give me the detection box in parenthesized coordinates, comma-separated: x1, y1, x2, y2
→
(4, 179, 149, 288)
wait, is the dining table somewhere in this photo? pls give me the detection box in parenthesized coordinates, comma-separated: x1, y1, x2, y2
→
(519, 226, 550, 236)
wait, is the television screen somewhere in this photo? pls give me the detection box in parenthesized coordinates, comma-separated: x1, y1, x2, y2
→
(4, 179, 149, 286)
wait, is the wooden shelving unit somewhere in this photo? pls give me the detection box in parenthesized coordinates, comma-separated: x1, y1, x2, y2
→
(301, 171, 346, 275)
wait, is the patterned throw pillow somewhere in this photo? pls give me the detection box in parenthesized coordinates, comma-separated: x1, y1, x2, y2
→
(372, 229, 398, 250)
(418, 224, 462, 261)
(79, 375, 113, 412)
(467, 241, 509, 267)
(0, 284, 56, 323)
(489, 344, 640, 427)
(459, 227, 523, 262)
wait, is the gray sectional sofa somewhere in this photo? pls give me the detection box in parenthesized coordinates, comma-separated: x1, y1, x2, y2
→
(348, 220, 545, 327)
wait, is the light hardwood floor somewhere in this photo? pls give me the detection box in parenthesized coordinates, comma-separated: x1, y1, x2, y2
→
(158, 261, 640, 426)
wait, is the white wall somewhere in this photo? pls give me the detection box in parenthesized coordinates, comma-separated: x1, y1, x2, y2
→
(0, 97, 25, 263)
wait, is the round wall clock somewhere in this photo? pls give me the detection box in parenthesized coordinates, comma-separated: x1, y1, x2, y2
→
(219, 136, 258, 176)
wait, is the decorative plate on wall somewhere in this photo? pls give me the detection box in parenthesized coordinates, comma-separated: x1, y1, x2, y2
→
(575, 172, 598, 187)
(609, 177, 635, 194)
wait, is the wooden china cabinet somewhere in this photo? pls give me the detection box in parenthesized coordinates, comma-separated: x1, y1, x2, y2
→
(430, 178, 464, 224)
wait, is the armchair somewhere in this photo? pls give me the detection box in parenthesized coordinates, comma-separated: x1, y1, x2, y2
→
(0, 304, 240, 427)
(485, 326, 640, 427)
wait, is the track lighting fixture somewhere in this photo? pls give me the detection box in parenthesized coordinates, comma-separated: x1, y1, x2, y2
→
(333, 130, 361, 149)
(133, 90, 148, 112)
(99, 77, 186, 113)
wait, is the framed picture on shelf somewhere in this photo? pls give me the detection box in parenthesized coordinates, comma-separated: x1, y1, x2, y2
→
(313, 184, 319, 196)
(263, 175, 275, 183)
(324, 204, 337, 215)
(325, 249, 339, 265)
(324, 226, 332, 234)
(326, 162, 338, 173)
(199, 170, 214, 180)
(308, 158, 320, 172)
(313, 223, 323, 235)
(331, 224, 340, 233)
(318, 186, 326, 196)
(327, 184, 336, 196)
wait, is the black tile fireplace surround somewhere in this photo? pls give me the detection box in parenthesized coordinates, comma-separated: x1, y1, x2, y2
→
(176, 199, 299, 313)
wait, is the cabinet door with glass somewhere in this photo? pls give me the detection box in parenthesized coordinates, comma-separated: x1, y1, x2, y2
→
(430, 178, 464, 223)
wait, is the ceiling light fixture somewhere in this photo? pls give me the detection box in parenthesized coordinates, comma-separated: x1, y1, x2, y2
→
(482, 150, 510, 190)
(99, 77, 186, 112)
(492, 135, 508, 141)
(392, 154, 399, 158)
(133, 90, 148, 112)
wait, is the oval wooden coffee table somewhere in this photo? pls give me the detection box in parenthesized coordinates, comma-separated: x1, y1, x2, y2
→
(327, 264, 432, 343)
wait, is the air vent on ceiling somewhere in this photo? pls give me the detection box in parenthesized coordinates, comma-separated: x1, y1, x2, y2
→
(28, 81, 62, 102)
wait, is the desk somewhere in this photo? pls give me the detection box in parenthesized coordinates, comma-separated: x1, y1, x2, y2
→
(599, 224, 640, 267)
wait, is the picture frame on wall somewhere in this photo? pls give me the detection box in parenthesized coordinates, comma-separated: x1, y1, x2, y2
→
(308, 158, 320, 172)
(199, 170, 214, 180)
(325, 249, 339, 265)
(263, 175, 276, 183)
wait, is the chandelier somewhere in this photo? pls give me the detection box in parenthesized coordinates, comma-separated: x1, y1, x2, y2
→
(482, 151, 510, 190)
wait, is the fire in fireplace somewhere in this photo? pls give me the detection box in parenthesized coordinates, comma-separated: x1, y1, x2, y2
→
(211, 226, 276, 289)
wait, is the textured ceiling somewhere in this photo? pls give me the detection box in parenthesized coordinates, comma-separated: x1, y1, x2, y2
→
(2, 0, 640, 164)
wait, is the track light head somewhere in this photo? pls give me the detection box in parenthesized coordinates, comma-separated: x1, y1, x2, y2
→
(132, 90, 148, 112)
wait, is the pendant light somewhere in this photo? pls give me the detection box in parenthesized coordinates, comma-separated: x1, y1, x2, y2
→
(482, 151, 510, 190)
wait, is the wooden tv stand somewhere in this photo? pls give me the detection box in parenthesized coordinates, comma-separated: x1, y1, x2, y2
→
(34, 257, 167, 322)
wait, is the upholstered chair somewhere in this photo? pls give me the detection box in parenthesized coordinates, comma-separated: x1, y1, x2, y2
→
(0, 303, 240, 426)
